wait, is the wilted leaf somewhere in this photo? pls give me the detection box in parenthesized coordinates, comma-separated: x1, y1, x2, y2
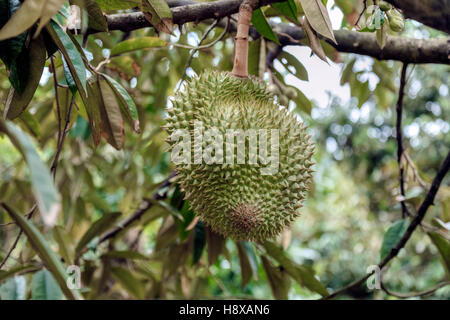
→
(298, 0, 337, 44)
(1, 203, 81, 300)
(141, 0, 174, 34)
(205, 226, 225, 265)
(380, 219, 409, 260)
(236, 241, 253, 287)
(301, 17, 328, 62)
(75, 211, 121, 257)
(252, 8, 280, 44)
(111, 266, 145, 299)
(0, 0, 44, 41)
(261, 255, 290, 299)
(31, 269, 64, 300)
(0, 121, 60, 226)
(110, 37, 167, 56)
(4, 37, 46, 119)
(98, 77, 125, 149)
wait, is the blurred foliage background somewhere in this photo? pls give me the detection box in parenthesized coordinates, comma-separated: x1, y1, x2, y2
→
(0, 0, 449, 300)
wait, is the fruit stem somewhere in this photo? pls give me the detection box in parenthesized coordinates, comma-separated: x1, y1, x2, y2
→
(231, 0, 258, 78)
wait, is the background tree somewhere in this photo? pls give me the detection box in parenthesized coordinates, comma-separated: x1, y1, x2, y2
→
(0, 0, 449, 300)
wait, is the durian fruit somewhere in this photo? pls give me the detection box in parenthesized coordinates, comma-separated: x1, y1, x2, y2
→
(164, 70, 314, 241)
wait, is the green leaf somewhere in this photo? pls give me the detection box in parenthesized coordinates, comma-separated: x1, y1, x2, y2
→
(0, 120, 61, 226)
(141, 0, 174, 34)
(0, 0, 44, 41)
(110, 266, 145, 299)
(110, 36, 167, 56)
(19, 110, 41, 138)
(85, 0, 108, 32)
(272, 0, 298, 22)
(292, 87, 312, 115)
(248, 38, 262, 77)
(53, 226, 74, 265)
(1, 203, 81, 300)
(75, 212, 121, 257)
(98, 77, 125, 150)
(251, 8, 280, 44)
(298, 0, 337, 44)
(428, 231, 450, 277)
(380, 219, 409, 260)
(236, 241, 253, 287)
(0, 0, 27, 70)
(102, 74, 140, 133)
(95, 0, 140, 10)
(31, 269, 64, 300)
(85, 77, 104, 146)
(46, 21, 87, 95)
(340, 58, 356, 85)
(192, 221, 206, 264)
(0, 265, 37, 283)
(102, 250, 149, 260)
(4, 37, 46, 118)
(263, 241, 329, 296)
(261, 255, 290, 300)
(279, 51, 308, 81)
(0, 276, 26, 300)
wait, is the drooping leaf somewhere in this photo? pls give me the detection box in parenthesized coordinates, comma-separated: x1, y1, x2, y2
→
(110, 266, 145, 299)
(34, 0, 66, 37)
(98, 77, 125, 150)
(428, 231, 450, 277)
(84, 0, 108, 32)
(301, 17, 328, 62)
(252, 8, 279, 44)
(279, 51, 309, 81)
(0, 0, 27, 70)
(1, 203, 81, 300)
(236, 241, 253, 287)
(380, 219, 409, 261)
(4, 37, 46, 119)
(31, 269, 64, 300)
(53, 226, 74, 265)
(0, 0, 44, 41)
(75, 212, 121, 257)
(192, 221, 206, 264)
(293, 87, 312, 115)
(0, 276, 26, 300)
(0, 121, 61, 226)
(298, 0, 337, 44)
(263, 241, 329, 296)
(376, 21, 388, 49)
(261, 255, 290, 300)
(46, 21, 87, 95)
(102, 74, 140, 133)
(110, 37, 167, 56)
(205, 227, 225, 265)
(141, 0, 174, 34)
(85, 77, 104, 146)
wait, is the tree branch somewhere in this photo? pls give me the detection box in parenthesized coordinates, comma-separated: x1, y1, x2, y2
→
(324, 150, 450, 299)
(385, 0, 450, 34)
(94, 0, 449, 64)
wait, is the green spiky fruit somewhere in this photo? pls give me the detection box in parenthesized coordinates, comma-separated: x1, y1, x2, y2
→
(164, 71, 314, 241)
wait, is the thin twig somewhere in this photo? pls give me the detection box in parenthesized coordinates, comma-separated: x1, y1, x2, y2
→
(381, 279, 450, 299)
(396, 63, 409, 218)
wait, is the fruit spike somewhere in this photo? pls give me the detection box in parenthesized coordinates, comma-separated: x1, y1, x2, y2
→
(165, 71, 314, 241)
